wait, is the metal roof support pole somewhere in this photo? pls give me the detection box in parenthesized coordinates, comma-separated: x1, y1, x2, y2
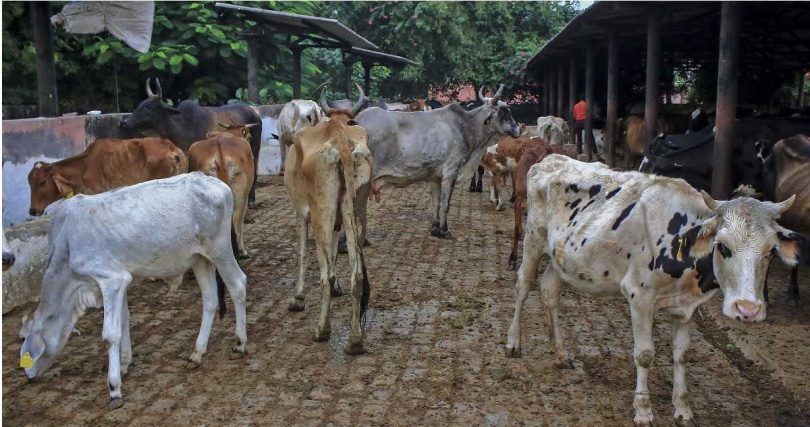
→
(712, 2, 740, 199)
(606, 29, 619, 168)
(30, 1, 58, 117)
(585, 44, 596, 162)
(557, 62, 566, 121)
(343, 55, 354, 98)
(549, 65, 557, 117)
(292, 47, 302, 99)
(569, 55, 577, 147)
(644, 10, 661, 157)
(363, 62, 373, 99)
(246, 35, 260, 103)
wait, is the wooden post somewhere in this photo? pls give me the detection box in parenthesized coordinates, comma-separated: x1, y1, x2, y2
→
(799, 71, 806, 107)
(549, 66, 557, 116)
(606, 29, 619, 168)
(343, 56, 354, 98)
(30, 2, 58, 117)
(569, 56, 578, 147)
(644, 10, 661, 156)
(585, 44, 596, 161)
(246, 35, 259, 103)
(557, 62, 566, 120)
(292, 47, 302, 99)
(544, 69, 551, 116)
(363, 62, 373, 98)
(712, 2, 741, 199)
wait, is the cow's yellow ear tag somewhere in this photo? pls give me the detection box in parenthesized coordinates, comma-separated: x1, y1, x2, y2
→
(677, 237, 686, 261)
(20, 352, 33, 368)
(66, 191, 74, 199)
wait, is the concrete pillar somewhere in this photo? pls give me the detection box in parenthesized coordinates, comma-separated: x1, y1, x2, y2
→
(712, 2, 741, 199)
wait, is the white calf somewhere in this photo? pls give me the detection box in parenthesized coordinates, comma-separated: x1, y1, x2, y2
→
(506, 155, 801, 426)
(19, 173, 247, 410)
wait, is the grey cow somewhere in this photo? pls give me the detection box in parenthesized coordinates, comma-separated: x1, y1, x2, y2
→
(358, 85, 520, 238)
(19, 173, 247, 411)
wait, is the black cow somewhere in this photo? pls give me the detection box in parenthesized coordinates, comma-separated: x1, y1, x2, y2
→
(121, 78, 263, 207)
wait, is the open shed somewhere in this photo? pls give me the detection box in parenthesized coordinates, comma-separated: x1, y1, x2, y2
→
(526, 1, 810, 198)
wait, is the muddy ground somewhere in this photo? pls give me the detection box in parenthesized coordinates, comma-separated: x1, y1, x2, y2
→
(4, 176, 810, 426)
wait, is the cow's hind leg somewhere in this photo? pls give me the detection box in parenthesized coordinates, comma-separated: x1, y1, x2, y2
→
(233, 180, 250, 259)
(507, 194, 524, 271)
(496, 173, 509, 211)
(120, 292, 132, 377)
(629, 300, 656, 426)
(330, 230, 344, 296)
(541, 265, 572, 368)
(289, 214, 308, 311)
(187, 257, 220, 368)
(313, 227, 337, 342)
(505, 224, 545, 357)
(430, 179, 443, 237)
(98, 275, 132, 410)
(671, 315, 696, 426)
(212, 254, 248, 358)
(436, 172, 458, 239)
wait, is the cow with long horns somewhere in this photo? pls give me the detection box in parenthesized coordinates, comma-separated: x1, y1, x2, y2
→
(356, 84, 520, 238)
(121, 78, 263, 207)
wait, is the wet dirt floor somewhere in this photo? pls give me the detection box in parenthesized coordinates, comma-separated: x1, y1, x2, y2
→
(4, 176, 810, 426)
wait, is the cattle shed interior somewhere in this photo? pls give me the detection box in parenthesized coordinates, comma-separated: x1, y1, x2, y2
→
(215, 3, 419, 102)
(526, 1, 810, 198)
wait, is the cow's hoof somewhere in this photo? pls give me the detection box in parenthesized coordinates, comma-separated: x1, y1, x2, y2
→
(313, 328, 331, 342)
(288, 298, 305, 312)
(331, 282, 344, 297)
(476, 186, 483, 193)
(504, 345, 522, 358)
(439, 230, 455, 239)
(244, 217, 255, 224)
(506, 261, 517, 271)
(430, 227, 443, 238)
(338, 241, 348, 254)
(108, 397, 124, 411)
(248, 201, 257, 209)
(634, 415, 656, 427)
(468, 184, 476, 192)
(363, 239, 371, 247)
(496, 204, 506, 212)
(344, 342, 366, 355)
(237, 250, 250, 260)
(185, 359, 201, 370)
(555, 358, 574, 369)
(229, 348, 246, 360)
(674, 417, 697, 427)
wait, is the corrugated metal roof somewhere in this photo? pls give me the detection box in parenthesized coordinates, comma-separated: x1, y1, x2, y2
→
(349, 47, 421, 67)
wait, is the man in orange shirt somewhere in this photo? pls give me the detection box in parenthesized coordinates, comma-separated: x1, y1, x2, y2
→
(573, 94, 587, 154)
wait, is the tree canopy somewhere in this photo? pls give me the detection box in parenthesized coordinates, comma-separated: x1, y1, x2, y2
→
(2, 1, 578, 115)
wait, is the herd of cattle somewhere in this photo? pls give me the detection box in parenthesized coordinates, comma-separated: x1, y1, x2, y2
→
(9, 77, 810, 426)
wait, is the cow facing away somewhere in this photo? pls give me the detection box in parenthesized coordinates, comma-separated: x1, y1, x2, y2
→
(284, 83, 372, 355)
(189, 124, 257, 258)
(358, 84, 520, 238)
(27, 137, 186, 216)
(19, 173, 248, 410)
(277, 99, 326, 174)
(480, 136, 545, 211)
(120, 78, 262, 207)
(536, 116, 570, 146)
(505, 155, 802, 425)
(762, 134, 810, 305)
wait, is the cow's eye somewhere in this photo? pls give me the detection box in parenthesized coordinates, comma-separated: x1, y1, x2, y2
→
(770, 247, 778, 257)
(39, 180, 46, 186)
(716, 242, 732, 259)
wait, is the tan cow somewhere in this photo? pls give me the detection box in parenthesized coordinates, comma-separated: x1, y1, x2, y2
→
(480, 136, 546, 211)
(408, 98, 431, 112)
(284, 83, 373, 355)
(188, 123, 257, 258)
(620, 115, 683, 169)
(27, 137, 186, 216)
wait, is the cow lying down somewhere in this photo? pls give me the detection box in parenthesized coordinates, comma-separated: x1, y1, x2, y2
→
(19, 173, 247, 411)
(506, 155, 802, 426)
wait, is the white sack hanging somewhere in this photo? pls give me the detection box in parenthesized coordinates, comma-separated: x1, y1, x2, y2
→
(51, 1, 155, 53)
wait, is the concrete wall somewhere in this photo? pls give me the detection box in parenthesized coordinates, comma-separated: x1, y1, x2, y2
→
(2, 105, 285, 227)
(2, 218, 50, 314)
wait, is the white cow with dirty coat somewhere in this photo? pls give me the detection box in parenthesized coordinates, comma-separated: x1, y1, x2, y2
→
(278, 99, 326, 172)
(18, 173, 247, 410)
(506, 155, 802, 426)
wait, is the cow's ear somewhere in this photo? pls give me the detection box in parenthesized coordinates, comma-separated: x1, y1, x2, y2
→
(161, 103, 182, 115)
(52, 173, 74, 198)
(776, 226, 806, 266)
(685, 216, 721, 259)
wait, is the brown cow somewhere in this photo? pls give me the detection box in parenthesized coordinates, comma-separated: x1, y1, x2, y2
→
(507, 142, 566, 271)
(481, 136, 545, 211)
(28, 137, 186, 216)
(188, 123, 257, 259)
(620, 115, 687, 169)
(284, 83, 373, 355)
(408, 98, 431, 112)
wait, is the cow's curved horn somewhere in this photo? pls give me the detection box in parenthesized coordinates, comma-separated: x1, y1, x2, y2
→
(146, 78, 155, 98)
(766, 194, 796, 216)
(310, 81, 329, 100)
(320, 84, 331, 112)
(700, 190, 724, 211)
(350, 82, 365, 116)
(155, 78, 163, 99)
(491, 84, 505, 105)
(477, 86, 486, 102)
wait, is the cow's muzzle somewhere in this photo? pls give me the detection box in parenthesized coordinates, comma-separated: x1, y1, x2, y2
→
(732, 300, 764, 322)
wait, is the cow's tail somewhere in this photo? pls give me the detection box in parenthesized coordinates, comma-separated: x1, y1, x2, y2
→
(334, 130, 371, 325)
(214, 210, 239, 320)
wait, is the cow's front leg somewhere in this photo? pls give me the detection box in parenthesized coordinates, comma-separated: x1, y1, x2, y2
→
(436, 173, 458, 239)
(540, 265, 572, 368)
(489, 171, 499, 205)
(671, 316, 695, 426)
(289, 214, 308, 311)
(506, 226, 544, 357)
(100, 278, 130, 410)
(120, 292, 132, 377)
(187, 258, 220, 368)
(496, 174, 508, 211)
(630, 302, 656, 426)
(429, 179, 442, 237)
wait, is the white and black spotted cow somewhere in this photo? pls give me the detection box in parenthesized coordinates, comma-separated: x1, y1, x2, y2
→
(19, 173, 248, 411)
(506, 154, 802, 426)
